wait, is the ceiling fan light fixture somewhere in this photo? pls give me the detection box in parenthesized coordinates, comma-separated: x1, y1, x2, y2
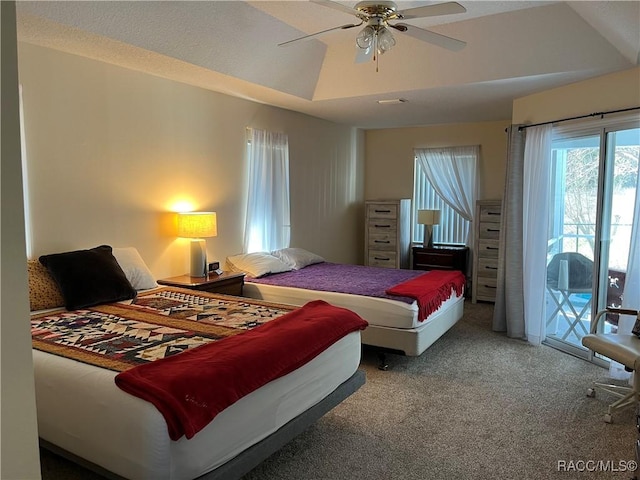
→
(356, 25, 376, 49)
(376, 26, 395, 54)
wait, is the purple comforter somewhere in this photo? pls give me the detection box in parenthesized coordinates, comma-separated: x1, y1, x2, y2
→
(246, 262, 429, 304)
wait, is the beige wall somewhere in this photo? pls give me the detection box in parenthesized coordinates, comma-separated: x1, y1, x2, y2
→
(513, 67, 640, 125)
(17, 43, 364, 277)
(1, 2, 42, 478)
(363, 67, 640, 218)
(364, 120, 510, 202)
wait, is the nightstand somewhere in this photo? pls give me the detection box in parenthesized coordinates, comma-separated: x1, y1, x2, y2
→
(412, 245, 469, 272)
(412, 245, 470, 297)
(157, 271, 245, 296)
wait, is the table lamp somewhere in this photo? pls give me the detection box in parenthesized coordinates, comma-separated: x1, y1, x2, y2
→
(177, 212, 217, 277)
(417, 209, 440, 249)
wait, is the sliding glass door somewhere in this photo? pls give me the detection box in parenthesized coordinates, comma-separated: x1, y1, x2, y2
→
(544, 124, 639, 358)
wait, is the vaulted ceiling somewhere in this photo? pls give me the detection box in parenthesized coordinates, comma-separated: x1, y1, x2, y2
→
(16, 1, 640, 129)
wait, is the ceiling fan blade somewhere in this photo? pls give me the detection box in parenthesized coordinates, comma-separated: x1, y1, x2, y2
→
(398, 2, 466, 20)
(278, 22, 361, 47)
(311, 0, 361, 17)
(394, 23, 466, 51)
(355, 45, 374, 64)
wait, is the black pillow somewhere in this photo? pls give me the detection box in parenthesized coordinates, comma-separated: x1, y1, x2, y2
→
(39, 245, 137, 310)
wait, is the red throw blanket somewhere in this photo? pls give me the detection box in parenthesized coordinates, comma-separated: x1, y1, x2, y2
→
(115, 300, 368, 440)
(385, 270, 465, 322)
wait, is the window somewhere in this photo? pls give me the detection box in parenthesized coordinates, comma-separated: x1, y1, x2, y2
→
(413, 146, 479, 245)
(544, 121, 639, 355)
(244, 128, 290, 253)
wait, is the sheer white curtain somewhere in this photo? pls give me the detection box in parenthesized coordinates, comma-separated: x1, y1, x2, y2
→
(522, 125, 553, 345)
(414, 145, 479, 245)
(610, 168, 640, 379)
(19, 84, 33, 257)
(244, 128, 290, 253)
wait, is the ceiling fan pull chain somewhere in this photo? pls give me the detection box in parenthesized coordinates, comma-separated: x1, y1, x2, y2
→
(374, 34, 379, 72)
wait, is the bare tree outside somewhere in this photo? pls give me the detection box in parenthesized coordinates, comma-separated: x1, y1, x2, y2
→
(564, 145, 639, 258)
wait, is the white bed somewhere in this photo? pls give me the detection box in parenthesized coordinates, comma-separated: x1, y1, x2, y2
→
(33, 330, 362, 480)
(226, 248, 465, 358)
(243, 282, 464, 357)
(28, 247, 366, 479)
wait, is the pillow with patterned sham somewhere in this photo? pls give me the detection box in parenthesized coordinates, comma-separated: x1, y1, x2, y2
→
(27, 259, 65, 311)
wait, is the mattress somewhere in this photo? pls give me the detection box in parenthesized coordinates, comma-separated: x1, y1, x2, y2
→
(33, 330, 362, 480)
(243, 282, 462, 329)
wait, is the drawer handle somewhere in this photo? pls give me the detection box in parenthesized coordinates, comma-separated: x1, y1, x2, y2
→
(374, 209, 392, 213)
(374, 256, 390, 261)
(487, 212, 500, 215)
(485, 266, 498, 270)
(486, 246, 499, 250)
(374, 240, 390, 243)
(374, 224, 391, 228)
(487, 228, 500, 232)
(484, 285, 497, 289)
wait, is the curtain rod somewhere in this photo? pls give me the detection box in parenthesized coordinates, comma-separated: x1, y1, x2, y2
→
(517, 106, 640, 131)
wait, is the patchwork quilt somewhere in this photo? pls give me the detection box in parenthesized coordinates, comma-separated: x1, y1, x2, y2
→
(31, 287, 295, 372)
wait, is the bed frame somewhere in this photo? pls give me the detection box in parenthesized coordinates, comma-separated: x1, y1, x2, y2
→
(40, 369, 365, 480)
(361, 295, 464, 355)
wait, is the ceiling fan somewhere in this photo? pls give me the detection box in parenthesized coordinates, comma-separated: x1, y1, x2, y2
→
(279, 0, 467, 69)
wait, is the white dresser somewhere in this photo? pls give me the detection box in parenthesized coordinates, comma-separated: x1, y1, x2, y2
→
(472, 200, 502, 303)
(364, 199, 411, 269)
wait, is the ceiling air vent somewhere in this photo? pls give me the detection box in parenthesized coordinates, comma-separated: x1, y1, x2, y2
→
(377, 98, 407, 105)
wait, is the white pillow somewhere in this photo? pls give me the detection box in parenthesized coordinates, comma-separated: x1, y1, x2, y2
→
(112, 247, 158, 290)
(226, 252, 292, 278)
(271, 248, 325, 270)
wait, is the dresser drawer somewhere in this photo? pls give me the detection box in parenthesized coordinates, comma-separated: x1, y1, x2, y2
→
(413, 248, 467, 271)
(368, 232, 397, 250)
(478, 239, 500, 258)
(479, 205, 502, 223)
(477, 257, 499, 278)
(368, 250, 397, 268)
(368, 218, 398, 233)
(367, 203, 398, 219)
(476, 277, 498, 300)
(478, 221, 501, 240)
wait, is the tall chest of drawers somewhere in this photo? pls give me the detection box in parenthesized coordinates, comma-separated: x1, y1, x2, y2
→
(365, 199, 411, 269)
(472, 200, 502, 303)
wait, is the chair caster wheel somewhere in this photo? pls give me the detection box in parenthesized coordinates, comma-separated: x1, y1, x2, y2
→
(604, 413, 613, 424)
(586, 388, 596, 398)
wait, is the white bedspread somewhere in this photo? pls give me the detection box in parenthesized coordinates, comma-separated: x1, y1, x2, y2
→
(33, 330, 361, 480)
(244, 282, 462, 329)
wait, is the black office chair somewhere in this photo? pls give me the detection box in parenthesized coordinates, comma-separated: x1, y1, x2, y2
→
(546, 252, 593, 340)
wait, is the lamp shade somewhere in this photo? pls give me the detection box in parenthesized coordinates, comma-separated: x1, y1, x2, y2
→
(177, 212, 217, 238)
(417, 209, 440, 225)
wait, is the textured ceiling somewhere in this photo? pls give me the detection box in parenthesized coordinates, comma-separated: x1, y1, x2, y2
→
(15, 1, 640, 129)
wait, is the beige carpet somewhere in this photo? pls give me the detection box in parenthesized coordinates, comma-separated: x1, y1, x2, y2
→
(40, 300, 637, 480)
